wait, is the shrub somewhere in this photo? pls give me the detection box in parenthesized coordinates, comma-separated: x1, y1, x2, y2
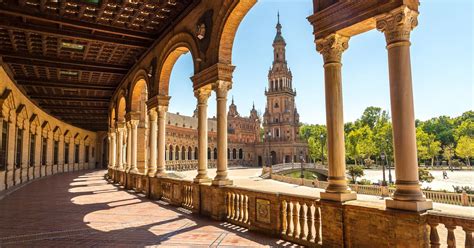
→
(348, 165, 365, 184)
(418, 167, 434, 183)
(452, 185, 474, 194)
(359, 179, 372, 185)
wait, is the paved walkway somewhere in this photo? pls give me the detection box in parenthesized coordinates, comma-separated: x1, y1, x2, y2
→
(0, 170, 296, 247)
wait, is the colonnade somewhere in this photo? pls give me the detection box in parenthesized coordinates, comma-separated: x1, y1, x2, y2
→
(108, 80, 234, 186)
(315, 6, 431, 211)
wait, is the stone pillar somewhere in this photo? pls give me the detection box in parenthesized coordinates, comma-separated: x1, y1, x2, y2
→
(58, 135, 64, 173)
(110, 129, 117, 170)
(107, 133, 112, 168)
(6, 116, 15, 187)
(212, 81, 232, 186)
(194, 85, 212, 183)
(316, 33, 356, 202)
(129, 119, 139, 173)
(156, 106, 167, 177)
(376, 7, 432, 211)
(21, 123, 30, 182)
(126, 123, 132, 172)
(148, 108, 158, 177)
(116, 125, 124, 170)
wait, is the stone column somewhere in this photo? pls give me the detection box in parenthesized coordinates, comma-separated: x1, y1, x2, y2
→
(194, 85, 212, 183)
(212, 81, 232, 186)
(156, 106, 167, 177)
(377, 7, 432, 211)
(110, 128, 117, 169)
(58, 135, 64, 173)
(126, 123, 132, 172)
(147, 108, 158, 177)
(129, 119, 139, 173)
(116, 125, 124, 170)
(316, 33, 356, 202)
(107, 133, 112, 168)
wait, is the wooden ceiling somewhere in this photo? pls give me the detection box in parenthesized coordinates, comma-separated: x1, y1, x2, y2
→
(0, 0, 196, 131)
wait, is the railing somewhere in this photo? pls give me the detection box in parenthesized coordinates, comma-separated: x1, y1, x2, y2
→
(182, 181, 194, 209)
(226, 189, 250, 228)
(427, 212, 473, 247)
(271, 173, 474, 206)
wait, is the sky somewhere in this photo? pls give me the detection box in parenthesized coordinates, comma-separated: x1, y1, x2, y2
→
(168, 0, 473, 124)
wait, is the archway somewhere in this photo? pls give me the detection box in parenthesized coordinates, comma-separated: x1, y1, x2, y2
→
(129, 79, 148, 174)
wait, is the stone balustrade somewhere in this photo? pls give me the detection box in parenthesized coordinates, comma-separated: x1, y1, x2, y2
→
(271, 173, 474, 207)
(427, 212, 473, 248)
(107, 169, 473, 247)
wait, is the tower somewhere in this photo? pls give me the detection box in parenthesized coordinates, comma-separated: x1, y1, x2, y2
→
(263, 13, 300, 144)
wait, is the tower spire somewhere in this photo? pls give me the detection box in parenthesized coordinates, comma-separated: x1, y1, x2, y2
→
(277, 11, 280, 25)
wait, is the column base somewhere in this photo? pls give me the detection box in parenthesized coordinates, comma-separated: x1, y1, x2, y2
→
(155, 172, 168, 178)
(320, 191, 357, 202)
(385, 198, 433, 212)
(211, 179, 233, 187)
(194, 177, 212, 184)
(147, 170, 156, 177)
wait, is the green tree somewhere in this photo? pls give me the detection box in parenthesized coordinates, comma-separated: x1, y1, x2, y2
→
(420, 116, 455, 147)
(443, 145, 455, 167)
(454, 119, 474, 141)
(348, 165, 364, 184)
(456, 136, 474, 166)
(299, 124, 327, 163)
(416, 127, 441, 166)
(418, 167, 434, 183)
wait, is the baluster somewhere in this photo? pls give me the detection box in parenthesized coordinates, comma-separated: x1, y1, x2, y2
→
(293, 201, 299, 239)
(307, 202, 314, 243)
(287, 202, 294, 236)
(227, 192, 232, 219)
(429, 223, 440, 248)
(315, 206, 321, 243)
(299, 201, 307, 240)
(239, 194, 244, 222)
(447, 225, 456, 248)
(281, 200, 288, 235)
(230, 193, 235, 219)
(235, 194, 240, 221)
(243, 195, 248, 223)
(464, 227, 473, 248)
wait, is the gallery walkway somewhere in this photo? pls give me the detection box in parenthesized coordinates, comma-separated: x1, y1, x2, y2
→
(0, 170, 295, 247)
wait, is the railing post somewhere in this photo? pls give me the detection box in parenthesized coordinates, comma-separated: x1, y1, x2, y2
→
(462, 191, 468, 206)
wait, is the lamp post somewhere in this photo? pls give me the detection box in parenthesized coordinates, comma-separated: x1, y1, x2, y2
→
(267, 131, 272, 169)
(381, 152, 387, 186)
(300, 151, 305, 179)
(387, 154, 392, 185)
(320, 134, 324, 166)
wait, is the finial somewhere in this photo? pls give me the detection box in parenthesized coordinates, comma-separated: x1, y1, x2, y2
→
(232, 95, 234, 104)
(252, 101, 255, 109)
(277, 11, 280, 25)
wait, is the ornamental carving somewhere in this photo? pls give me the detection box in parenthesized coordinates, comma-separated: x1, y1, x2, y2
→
(376, 7, 419, 45)
(315, 34, 350, 64)
(256, 198, 271, 224)
(214, 80, 232, 98)
(194, 85, 212, 104)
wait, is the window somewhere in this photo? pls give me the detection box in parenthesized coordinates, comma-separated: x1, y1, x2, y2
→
(41, 137, 47, 165)
(175, 146, 179, 160)
(29, 133, 35, 167)
(213, 148, 217, 160)
(64, 142, 69, 164)
(181, 146, 185, 160)
(15, 128, 23, 169)
(227, 148, 230, 159)
(85, 145, 89, 163)
(74, 144, 79, 163)
(239, 149, 243, 159)
(169, 145, 173, 161)
(232, 149, 237, 160)
(194, 147, 198, 160)
(274, 102, 279, 108)
(91, 147, 95, 158)
(207, 148, 211, 160)
(0, 121, 8, 171)
(53, 140, 59, 165)
(188, 146, 192, 160)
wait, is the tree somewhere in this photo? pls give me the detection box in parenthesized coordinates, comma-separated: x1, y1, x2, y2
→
(443, 145, 455, 167)
(456, 136, 474, 166)
(300, 124, 327, 163)
(418, 167, 434, 183)
(416, 127, 441, 166)
(348, 165, 364, 184)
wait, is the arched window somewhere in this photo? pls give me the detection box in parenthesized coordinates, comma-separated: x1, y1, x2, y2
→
(169, 145, 173, 161)
(213, 148, 217, 160)
(274, 102, 279, 108)
(207, 147, 211, 160)
(182, 146, 186, 160)
(188, 146, 192, 160)
(194, 147, 198, 160)
(227, 148, 230, 159)
(239, 149, 243, 159)
(232, 149, 237, 160)
(276, 128, 280, 137)
(175, 146, 180, 160)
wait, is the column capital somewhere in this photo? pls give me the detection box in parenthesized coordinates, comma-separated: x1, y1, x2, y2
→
(194, 85, 212, 104)
(125, 111, 140, 122)
(129, 119, 139, 128)
(148, 108, 158, 121)
(376, 6, 419, 45)
(316, 33, 350, 64)
(213, 80, 232, 98)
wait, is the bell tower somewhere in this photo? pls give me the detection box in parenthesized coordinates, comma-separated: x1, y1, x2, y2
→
(263, 13, 300, 143)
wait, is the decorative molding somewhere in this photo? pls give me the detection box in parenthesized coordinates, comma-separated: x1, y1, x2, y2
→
(256, 198, 271, 224)
(316, 33, 350, 64)
(376, 6, 419, 45)
(191, 63, 235, 90)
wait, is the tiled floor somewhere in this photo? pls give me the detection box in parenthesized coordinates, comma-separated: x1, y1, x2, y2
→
(0, 170, 297, 247)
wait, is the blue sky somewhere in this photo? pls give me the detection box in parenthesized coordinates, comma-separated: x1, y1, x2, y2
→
(168, 0, 473, 124)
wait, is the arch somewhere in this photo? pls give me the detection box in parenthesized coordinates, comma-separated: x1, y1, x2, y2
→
(232, 148, 237, 160)
(169, 145, 173, 161)
(217, 0, 257, 64)
(188, 146, 192, 160)
(194, 147, 198, 160)
(129, 79, 148, 122)
(213, 148, 217, 160)
(239, 148, 243, 159)
(0, 89, 16, 119)
(227, 148, 230, 160)
(117, 97, 126, 123)
(156, 32, 199, 96)
(207, 147, 211, 160)
(175, 145, 180, 160)
(181, 145, 186, 160)
(109, 107, 116, 128)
